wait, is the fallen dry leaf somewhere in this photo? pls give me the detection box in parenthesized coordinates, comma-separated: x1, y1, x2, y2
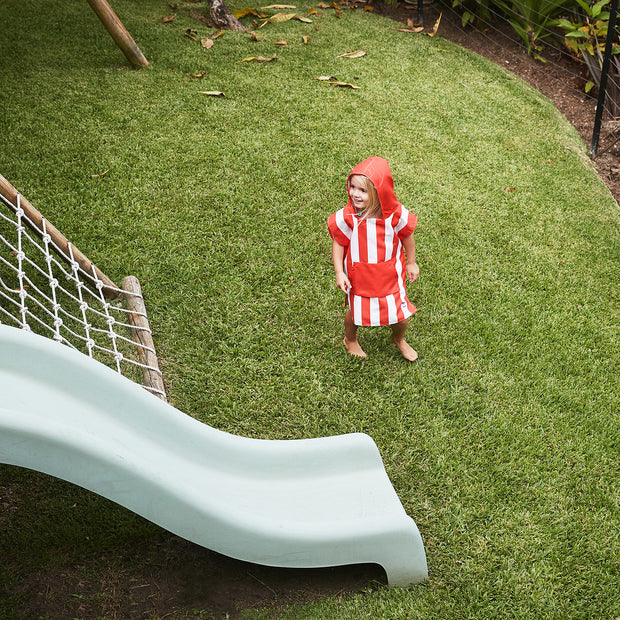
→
(293, 15, 313, 22)
(364, 5, 374, 11)
(336, 50, 366, 58)
(248, 31, 265, 40)
(302, 35, 309, 43)
(261, 3, 296, 7)
(186, 69, 206, 77)
(185, 28, 198, 40)
(199, 91, 226, 97)
(239, 54, 279, 62)
(260, 12, 296, 26)
(330, 81, 360, 88)
(428, 12, 442, 36)
(315, 75, 337, 80)
(274, 40, 288, 45)
(201, 37, 214, 49)
(504, 187, 515, 192)
(90, 170, 109, 178)
(158, 13, 177, 22)
(233, 7, 267, 18)
(393, 26, 424, 33)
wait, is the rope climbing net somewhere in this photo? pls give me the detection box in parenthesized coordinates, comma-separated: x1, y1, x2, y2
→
(0, 177, 166, 400)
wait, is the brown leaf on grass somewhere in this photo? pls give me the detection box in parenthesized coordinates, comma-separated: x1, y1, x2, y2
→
(504, 187, 515, 192)
(211, 29, 225, 39)
(186, 69, 206, 77)
(239, 54, 279, 62)
(274, 40, 288, 45)
(293, 15, 313, 22)
(335, 50, 366, 58)
(261, 3, 296, 7)
(233, 7, 267, 18)
(307, 7, 318, 14)
(393, 26, 424, 32)
(199, 91, 226, 97)
(260, 12, 295, 26)
(185, 28, 198, 40)
(315, 75, 337, 80)
(201, 37, 214, 49)
(428, 12, 442, 36)
(364, 5, 374, 10)
(302, 35, 309, 43)
(330, 81, 360, 88)
(248, 31, 265, 40)
(158, 13, 177, 22)
(90, 169, 109, 178)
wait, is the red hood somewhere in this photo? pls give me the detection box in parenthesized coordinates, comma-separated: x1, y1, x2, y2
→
(347, 157, 400, 218)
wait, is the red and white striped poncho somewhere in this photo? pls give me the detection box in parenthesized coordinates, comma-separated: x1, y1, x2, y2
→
(327, 157, 417, 327)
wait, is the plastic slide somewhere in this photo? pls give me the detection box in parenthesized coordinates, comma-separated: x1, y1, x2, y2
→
(0, 324, 427, 586)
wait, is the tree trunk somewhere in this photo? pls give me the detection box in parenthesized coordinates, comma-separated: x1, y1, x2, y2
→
(209, 0, 245, 30)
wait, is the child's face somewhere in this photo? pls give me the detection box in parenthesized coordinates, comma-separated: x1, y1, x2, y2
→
(349, 175, 372, 213)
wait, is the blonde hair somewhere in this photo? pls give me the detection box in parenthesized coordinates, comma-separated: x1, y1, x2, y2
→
(350, 174, 381, 219)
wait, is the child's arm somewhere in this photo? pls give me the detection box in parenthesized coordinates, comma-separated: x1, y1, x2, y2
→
(332, 239, 351, 293)
(402, 234, 420, 283)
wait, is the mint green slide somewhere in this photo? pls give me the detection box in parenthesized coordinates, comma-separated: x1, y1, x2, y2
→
(0, 324, 427, 586)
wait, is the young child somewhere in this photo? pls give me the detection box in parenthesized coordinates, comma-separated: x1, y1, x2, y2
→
(327, 157, 420, 361)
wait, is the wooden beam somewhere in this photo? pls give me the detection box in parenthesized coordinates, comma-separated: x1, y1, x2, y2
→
(122, 275, 167, 401)
(86, 0, 149, 67)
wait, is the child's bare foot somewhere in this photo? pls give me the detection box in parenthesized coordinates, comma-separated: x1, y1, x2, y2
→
(391, 337, 418, 362)
(343, 337, 367, 358)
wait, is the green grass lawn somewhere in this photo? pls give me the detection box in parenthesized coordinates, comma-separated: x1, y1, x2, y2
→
(0, 0, 619, 618)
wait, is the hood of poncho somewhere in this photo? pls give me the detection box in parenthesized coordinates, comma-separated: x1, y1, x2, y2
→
(347, 157, 400, 219)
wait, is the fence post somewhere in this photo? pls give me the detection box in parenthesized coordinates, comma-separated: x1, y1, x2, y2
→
(591, 0, 619, 157)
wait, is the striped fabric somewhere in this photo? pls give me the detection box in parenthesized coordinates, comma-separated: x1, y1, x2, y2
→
(328, 204, 417, 326)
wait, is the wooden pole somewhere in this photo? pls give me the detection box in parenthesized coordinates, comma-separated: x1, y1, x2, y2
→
(0, 173, 120, 299)
(121, 275, 167, 401)
(86, 0, 149, 67)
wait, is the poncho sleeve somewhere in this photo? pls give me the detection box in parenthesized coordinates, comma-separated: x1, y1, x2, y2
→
(327, 208, 352, 248)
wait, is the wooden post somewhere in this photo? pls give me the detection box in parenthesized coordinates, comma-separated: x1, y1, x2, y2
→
(0, 173, 120, 299)
(86, 0, 149, 67)
(122, 275, 167, 402)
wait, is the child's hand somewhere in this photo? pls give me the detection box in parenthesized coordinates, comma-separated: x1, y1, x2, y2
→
(407, 262, 420, 283)
(335, 271, 351, 294)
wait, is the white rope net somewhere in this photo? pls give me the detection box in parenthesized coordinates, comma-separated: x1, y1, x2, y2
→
(0, 189, 166, 400)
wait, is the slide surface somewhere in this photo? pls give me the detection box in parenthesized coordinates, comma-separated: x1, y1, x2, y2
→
(0, 324, 427, 586)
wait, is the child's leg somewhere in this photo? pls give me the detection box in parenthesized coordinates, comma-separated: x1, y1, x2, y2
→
(391, 318, 418, 362)
(343, 309, 367, 358)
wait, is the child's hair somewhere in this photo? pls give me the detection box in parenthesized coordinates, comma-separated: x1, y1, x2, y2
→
(350, 174, 382, 219)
